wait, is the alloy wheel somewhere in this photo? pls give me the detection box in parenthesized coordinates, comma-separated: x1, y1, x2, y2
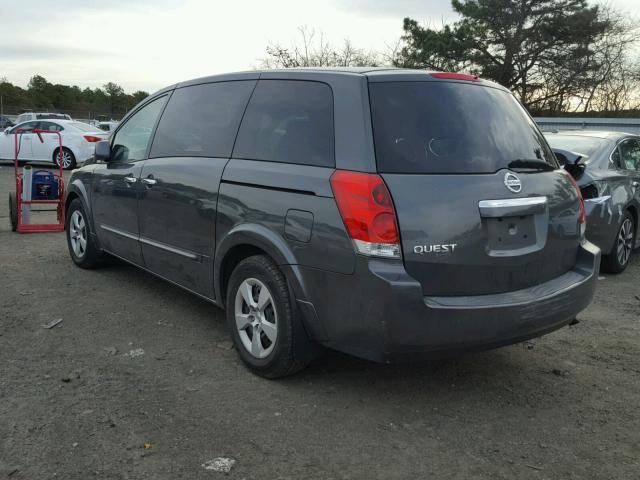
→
(69, 210, 87, 258)
(234, 278, 278, 359)
(57, 150, 73, 169)
(616, 218, 634, 267)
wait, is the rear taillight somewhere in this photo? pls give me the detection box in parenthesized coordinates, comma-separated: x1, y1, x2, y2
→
(431, 72, 480, 82)
(565, 172, 586, 237)
(330, 170, 401, 258)
(83, 135, 102, 142)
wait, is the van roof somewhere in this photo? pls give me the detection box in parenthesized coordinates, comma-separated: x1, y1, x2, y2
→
(172, 67, 506, 91)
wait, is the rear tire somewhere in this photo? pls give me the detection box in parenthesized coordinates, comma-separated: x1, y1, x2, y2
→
(65, 198, 104, 268)
(602, 211, 635, 274)
(226, 255, 311, 378)
(8, 192, 17, 231)
(53, 147, 76, 170)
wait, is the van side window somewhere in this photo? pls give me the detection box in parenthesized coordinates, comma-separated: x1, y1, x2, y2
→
(111, 95, 167, 163)
(150, 81, 256, 159)
(233, 80, 335, 167)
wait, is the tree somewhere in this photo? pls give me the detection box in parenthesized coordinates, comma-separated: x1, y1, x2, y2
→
(103, 82, 125, 116)
(261, 26, 382, 68)
(396, 0, 637, 113)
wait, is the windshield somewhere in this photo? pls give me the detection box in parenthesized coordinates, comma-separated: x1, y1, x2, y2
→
(70, 122, 102, 133)
(369, 81, 557, 174)
(544, 134, 604, 159)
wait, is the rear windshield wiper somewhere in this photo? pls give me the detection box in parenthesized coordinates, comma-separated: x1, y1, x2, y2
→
(507, 159, 556, 172)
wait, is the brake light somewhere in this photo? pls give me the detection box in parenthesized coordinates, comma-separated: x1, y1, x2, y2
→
(83, 135, 102, 143)
(431, 72, 480, 82)
(564, 171, 586, 238)
(330, 170, 401, 258)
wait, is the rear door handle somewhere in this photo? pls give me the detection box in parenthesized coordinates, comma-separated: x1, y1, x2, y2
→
(123, 175, 137, 184)
(141, 177, 157, 186)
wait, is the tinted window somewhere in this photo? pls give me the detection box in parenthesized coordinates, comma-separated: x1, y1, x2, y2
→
(618, 138, 640, 171)
(151, 81, 255, 158)
(369, 81, 556, 174)
(12, 121, 38, 133)
(233, 80, 334, 167)
(39, 121, 64, 132)
(112, 96, 167, 162)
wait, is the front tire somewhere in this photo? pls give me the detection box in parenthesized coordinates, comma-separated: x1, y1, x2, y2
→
(53, 147, 76, 170)
(226, 255, 310, 378)
(65, 198, 104, 268)
(602, 211, 635, 274)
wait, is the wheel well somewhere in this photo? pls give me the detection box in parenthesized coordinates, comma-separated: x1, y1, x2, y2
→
(219, 244, 268, 306)
(65, 191, 79, 217)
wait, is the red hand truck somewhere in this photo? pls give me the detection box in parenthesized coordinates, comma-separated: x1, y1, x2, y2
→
(8, 128, 66, 233)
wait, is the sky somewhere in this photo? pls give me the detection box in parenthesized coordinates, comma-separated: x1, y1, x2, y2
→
(0, 0, 637, 93)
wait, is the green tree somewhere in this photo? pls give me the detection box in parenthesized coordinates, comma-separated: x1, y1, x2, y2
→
(397, 0, 628, 113)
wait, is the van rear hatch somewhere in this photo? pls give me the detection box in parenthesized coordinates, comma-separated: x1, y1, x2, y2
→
(368, 78, 583, 296)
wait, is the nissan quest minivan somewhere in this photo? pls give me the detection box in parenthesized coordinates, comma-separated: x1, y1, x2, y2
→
(64, 68, 600, 377)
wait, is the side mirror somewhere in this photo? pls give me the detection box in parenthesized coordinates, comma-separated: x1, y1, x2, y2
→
(553, 148, 586, 179)
(95, 140, 111, 162)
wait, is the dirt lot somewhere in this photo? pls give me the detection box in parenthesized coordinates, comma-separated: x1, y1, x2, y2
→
(0, 163, 639, 480)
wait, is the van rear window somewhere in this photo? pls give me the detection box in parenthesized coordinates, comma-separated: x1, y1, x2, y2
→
(369, 81, 556, 174)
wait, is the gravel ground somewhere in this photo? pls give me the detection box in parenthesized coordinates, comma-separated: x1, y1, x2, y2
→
(0, 163, 639, 479)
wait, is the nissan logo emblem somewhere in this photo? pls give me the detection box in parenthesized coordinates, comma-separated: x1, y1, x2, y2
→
(504, 172, 522, 193)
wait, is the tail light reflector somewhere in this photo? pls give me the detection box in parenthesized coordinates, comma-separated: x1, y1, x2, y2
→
(330, 170, 401, 258)
(83, 135, 102, 143)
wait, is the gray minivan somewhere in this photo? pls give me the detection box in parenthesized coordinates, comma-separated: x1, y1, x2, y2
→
(65, 68, 600, 377)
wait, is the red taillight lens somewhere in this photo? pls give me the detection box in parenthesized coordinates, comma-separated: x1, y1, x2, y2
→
(565, 173, 586, 225)
(330, 170, 401, 258)
(83, 135, 102, 142)
(431, 72, 480, 82)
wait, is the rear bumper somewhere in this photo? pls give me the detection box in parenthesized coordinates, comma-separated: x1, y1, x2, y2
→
(295, 241, 600, 363)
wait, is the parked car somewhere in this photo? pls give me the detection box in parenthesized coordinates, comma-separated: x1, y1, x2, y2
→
(545, 130, 640, 273)
(0, 119, 107, 169)
(97, 121, 119, 133)
(15, 112, 72, 124)
(0, 115, 14, 131)
(64, 68, 600, 377)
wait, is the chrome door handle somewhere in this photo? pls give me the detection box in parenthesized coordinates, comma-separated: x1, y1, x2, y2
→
(141, 178, 157, 186)
(123, 175, 137, 184)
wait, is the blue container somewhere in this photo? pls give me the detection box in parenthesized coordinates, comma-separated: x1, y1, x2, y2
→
(31, 170, 59, 200)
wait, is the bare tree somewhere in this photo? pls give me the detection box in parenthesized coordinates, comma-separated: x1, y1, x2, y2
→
(260, 26, 383, 68)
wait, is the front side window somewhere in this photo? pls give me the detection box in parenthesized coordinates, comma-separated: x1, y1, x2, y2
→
(150, 80, 255, 159)
(618, 138, 640, 171)
(111, 96, 167, 162)
(369, 81, 556, 174)
(233, 80, 334, 167)
(12, 121, 38, 133)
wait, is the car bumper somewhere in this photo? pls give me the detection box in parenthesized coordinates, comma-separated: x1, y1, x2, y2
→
(292, 241, 600, 363)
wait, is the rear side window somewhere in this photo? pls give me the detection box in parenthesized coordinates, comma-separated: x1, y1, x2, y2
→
(233, 80, 334, 167)
(39, 121, 64, 132)
(150, 81, 255, 158)
(369, 81, 556, 174)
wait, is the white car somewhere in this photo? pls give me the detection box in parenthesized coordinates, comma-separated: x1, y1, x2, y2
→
(0, 120, 108, 169)
(97, 121, 119, 133)
(15, 112, 72, 124)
